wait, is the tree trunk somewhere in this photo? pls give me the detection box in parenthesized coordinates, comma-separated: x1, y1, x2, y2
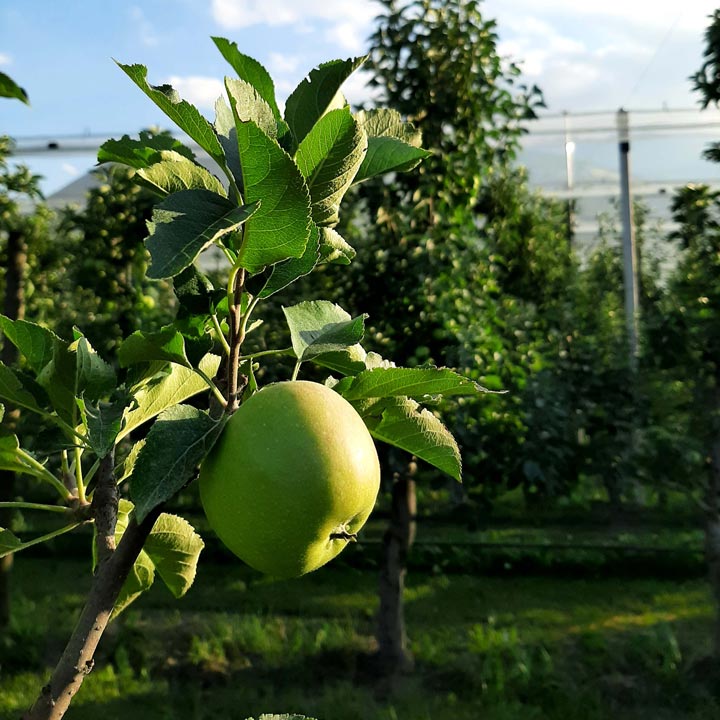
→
(375, 458, 417, 675)
(706, 400, 720, 659)
(24, 508, 160, 720)
(0, 229, 27, 628)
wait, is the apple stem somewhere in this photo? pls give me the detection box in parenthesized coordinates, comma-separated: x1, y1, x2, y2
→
(329, 530, 358, 542)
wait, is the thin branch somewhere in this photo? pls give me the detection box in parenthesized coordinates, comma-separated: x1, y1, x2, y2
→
(0, 502, 73, 515)
(73, 446, 85, 503)
(23, 506, 162, 720)
(211, 314, 231, 356)
(238, 346, 294, 362)
(195, 367, 228, 408)
(4, 522, 83, 558)
(226, 267, 247, 413)
(90, 452, 118, 567)
(17, 450, 73, 500)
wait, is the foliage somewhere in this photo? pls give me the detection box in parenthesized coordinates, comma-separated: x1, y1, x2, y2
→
(0, 71, 28, 105)
(38, 161, 176, 355)
(298, 0, 582, 507)
(0, 36, 490, 718)
(1, 559, 717, 720)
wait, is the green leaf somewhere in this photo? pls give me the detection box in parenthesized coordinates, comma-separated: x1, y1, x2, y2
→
(0, 71, 28, 104)
(119, 354, 221, 441)
(35, 340, 77, 424)
(80, 398, 128, 458)
(225, 77, 277, 139)
(283, 301, 366, 361)
(359, 396, 462, 481)
(212, 37, 282, 121)
(73, 337, 117, 401)
(352, 109, 429, 183)
(0, 523, 80, 560)
(143, 513, 204, 598)
(0, 403, 4, 423)
(119, 328, 191, 368)
(214, 98, 242, 186)
(0, 316, 56, 374)
(235, 122, 312, 272)
(0, 364, 44, 414)
(130, 405, 226, 521)
(246, 716, 316, 720)
(173, 265, 215, 316)
(117, 439, 145, 484)
(313, 344, 369, 376)
(355, 108, 422, 144)
(145, 189, 259, 279)
(99, 501, 204, 618)
(137, 151, 226, 197)
(317, 227, 355, 265)
(338, 367, 484, 401)
(295, 108, 367, 227)
(98, 500, 155, 618)
(259, 224, 320, 298)
(117, 63, 225, 166)
(0, 528, 21, 557)
(97, 131, 196, 169)
(284, 57, 366, 147)
(0, 434, 47, 480)
(353, 136, 430, 184)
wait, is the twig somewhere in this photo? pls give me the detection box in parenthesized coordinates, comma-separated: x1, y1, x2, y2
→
(23, 506, 162, 720)
(90, 452, 118, 567)
(226, 267, 247, 413)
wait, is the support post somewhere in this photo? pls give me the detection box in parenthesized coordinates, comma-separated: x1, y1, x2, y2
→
(617, 108, 640, 366)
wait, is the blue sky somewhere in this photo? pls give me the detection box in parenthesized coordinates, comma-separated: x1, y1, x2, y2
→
(2, 0, 719, 194)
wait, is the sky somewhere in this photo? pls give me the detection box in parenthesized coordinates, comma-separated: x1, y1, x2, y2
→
(2, 0, 720, 195)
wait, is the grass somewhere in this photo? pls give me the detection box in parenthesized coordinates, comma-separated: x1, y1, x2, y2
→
(1, 556, 719, 720)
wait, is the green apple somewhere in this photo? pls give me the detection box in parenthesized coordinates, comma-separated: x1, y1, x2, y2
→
(199, 380, 381, 577)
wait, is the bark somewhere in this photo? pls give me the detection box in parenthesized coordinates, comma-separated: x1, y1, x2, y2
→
(24, 508, 160, 720)
(375, 459, 417, 675)
(706, 402, 720, 659)
(0, 228, 27, 628)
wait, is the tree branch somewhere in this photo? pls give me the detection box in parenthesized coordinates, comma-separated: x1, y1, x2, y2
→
(226, 268, 247, 413)
(23, 506, 161, 720)
(90, 451, 118, 566)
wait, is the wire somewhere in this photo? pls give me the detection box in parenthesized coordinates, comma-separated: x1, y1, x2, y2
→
(625, 10, 686, 105)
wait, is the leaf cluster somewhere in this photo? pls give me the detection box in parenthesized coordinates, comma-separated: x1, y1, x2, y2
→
(0, 39, 489, 617)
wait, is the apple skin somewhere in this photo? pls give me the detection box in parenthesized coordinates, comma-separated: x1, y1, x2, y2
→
(199, 380, 381, 578)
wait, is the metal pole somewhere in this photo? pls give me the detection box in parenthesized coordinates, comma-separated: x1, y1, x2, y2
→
(563, 111, 576, 246)
(616, 109, 639, 366)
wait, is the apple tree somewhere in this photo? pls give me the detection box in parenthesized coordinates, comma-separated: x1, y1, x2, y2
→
(303, 0, 567, 671)
(0, 78, 51, 629)
(0, 40, 487, 719)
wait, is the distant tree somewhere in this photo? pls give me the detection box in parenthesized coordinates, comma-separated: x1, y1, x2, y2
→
(635, 11, 720, 659)
(645, 181, 720, 658)
(33, 162, 175, 357)
(692, 9, 720, 163)
(309, 0, 580, 674)
(0, 70, 42, 628)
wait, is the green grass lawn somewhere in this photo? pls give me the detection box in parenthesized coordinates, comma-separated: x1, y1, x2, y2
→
(1, 557, 718, 720)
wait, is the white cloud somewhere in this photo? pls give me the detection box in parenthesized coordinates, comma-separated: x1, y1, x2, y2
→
(165, 75, 225, 109)
(0, 53, 12, 66)
(211, 0, 376, 47)
(62, 163, 79, 177)
(130, 6, 159, 47)
(484, 0, 719, 111)
(488, 0, 717, 32)
(268, 52, 301, 74)
(339, 67, 378, 108)
(326, 21, 367, 53)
